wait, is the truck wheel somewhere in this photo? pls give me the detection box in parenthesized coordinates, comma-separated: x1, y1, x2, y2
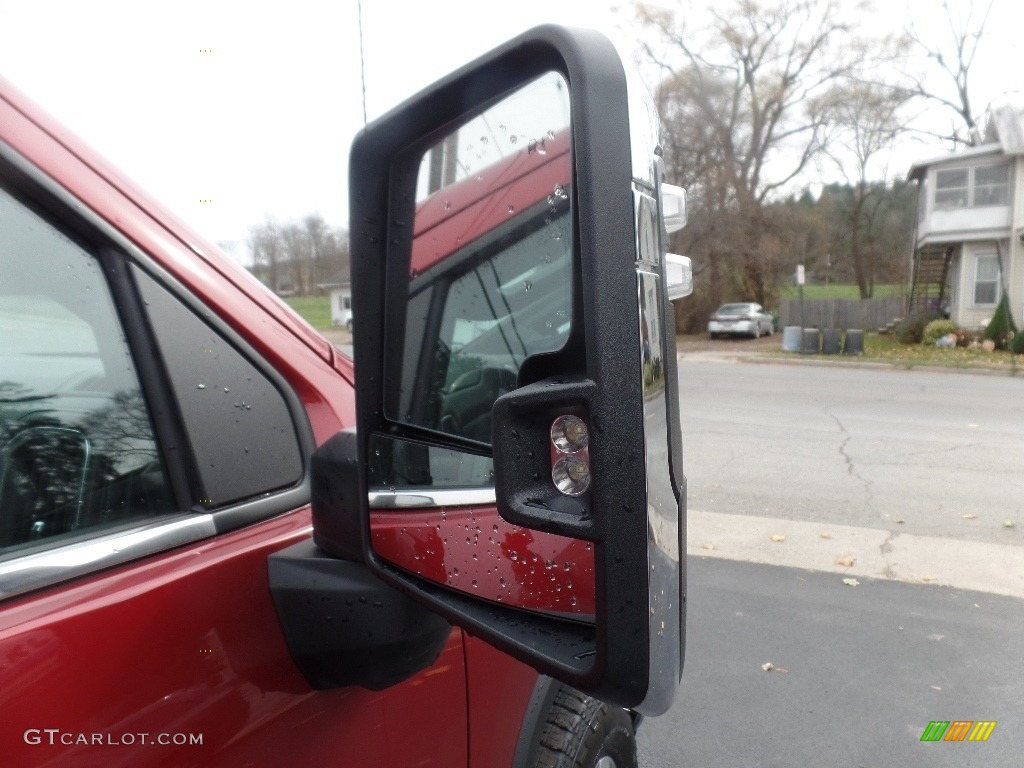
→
(534, 686, 637, 768)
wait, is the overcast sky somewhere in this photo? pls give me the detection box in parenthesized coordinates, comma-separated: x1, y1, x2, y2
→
(0, 1, 1020, 264)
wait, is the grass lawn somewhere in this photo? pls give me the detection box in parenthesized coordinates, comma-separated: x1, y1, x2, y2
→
(284, 295, 332, 329)
(779, 284, 905, 300)
(751, 331, 1022, 372)
(860, 334, 1022, 371)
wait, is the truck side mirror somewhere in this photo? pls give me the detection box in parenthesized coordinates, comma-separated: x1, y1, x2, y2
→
(316, 25, 686, 715)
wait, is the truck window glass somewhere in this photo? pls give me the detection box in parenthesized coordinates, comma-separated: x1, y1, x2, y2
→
(0, 186, 175, 555)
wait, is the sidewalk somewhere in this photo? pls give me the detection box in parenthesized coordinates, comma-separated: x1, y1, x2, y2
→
(687, 509, 1024, 599)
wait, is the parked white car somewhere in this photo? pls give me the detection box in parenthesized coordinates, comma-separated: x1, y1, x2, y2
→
(707, 302, 774, 339)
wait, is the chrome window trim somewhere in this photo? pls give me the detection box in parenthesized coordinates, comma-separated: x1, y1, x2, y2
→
(0, 513, 217, 601)
(369, 487, 496, 509)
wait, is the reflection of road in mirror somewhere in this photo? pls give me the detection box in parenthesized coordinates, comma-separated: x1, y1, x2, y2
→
(371, 505, 595, 619)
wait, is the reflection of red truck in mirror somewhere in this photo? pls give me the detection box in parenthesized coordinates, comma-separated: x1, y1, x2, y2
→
(370, 125, 597, 619)
(0, 25, 666, 768)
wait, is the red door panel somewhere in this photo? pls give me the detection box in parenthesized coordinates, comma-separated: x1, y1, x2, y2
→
(0, 511, 467, 768)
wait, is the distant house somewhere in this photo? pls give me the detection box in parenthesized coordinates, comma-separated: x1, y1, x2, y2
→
(317, 273, 352, 330)
(908, 107, 1024, 329)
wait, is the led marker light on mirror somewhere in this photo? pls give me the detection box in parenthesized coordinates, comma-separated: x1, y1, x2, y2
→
(550, 415, 591, 496)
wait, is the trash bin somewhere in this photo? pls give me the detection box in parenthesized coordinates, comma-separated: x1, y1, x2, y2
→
(822, 328, 842, 355)
(844, 329, 864, 355)
(781, 326, 801, 352)
(801, 328, 820, 354)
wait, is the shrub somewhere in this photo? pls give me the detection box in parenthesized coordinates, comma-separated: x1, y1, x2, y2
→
(1011, 330, 1024, 355)
(922, 319, 959, 346)
(955, 327, 977, 348)
(895, 315, 928, 345)
(982, 294, 1018, 350)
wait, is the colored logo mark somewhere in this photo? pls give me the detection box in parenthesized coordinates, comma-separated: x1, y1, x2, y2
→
(920, 721, 996, 742)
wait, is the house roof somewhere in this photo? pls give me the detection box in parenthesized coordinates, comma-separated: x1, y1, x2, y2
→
(907, 105, 1024, 180)
(907, 143, 1003, 180)
(317, 272, 350, 290)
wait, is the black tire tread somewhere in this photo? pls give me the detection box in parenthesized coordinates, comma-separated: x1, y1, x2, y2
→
(533, 686, 637, 768)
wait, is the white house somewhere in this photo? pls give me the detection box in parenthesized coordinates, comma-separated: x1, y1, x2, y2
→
(329, 284, 353, 330)
(908, 107, 1024, 329)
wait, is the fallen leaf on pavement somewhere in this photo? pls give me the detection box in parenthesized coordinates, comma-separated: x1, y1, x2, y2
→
(771, 534, 786, 542)
(835, 555, 855, 567)
(893, 518, 905, 524)
(701, 543, 716, 550)
(842, 578, 859, 587)
(1004, 519, 1016, 528)
(819, 532, 831, 539)
(920, 575, 934, 582)
(961, 513, 977, 519)
(761, 662, 774, 671)
(930, 685, 942, 691)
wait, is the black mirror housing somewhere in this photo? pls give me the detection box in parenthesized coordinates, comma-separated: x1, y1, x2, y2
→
(322, 24, 686, 715)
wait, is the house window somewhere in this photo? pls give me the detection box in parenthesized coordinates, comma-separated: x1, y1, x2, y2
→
(934, 164, 1010, 209)
(973, 254, 1000, 305)
(974, 164, 1010, 206)
(935, 169, 969, 208)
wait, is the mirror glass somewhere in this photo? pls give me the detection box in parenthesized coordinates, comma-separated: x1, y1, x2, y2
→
(372, 72, 595, 620)
(391, 71, 573, 444)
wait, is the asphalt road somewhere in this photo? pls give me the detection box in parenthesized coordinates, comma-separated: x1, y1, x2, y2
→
(638, 557, 1024, 768)
(679, 359, 1024, 545)
(634, 357, 1024, 766)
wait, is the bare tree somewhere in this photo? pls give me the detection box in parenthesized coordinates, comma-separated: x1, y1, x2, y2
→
(280, 224, 310, 295)
(636, 0, 878, 321)
(819, 81, 911, 296)
(905, 0, 994, 146)
(303, 214, 329, 294)
(249, 220, 283, 293)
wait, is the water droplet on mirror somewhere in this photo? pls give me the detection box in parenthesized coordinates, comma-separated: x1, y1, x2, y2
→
(523, 281, 532, 292)
(569, 596, 578, 607)
(507, 204, 515, 215)
(509, 135, 518, 144)
(471, 580, 478, 588)
(546, 129, 556, 140)
(553, 184, 567, 199)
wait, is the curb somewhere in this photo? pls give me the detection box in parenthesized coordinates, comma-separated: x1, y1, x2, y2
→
(678, 349, 1023, 377)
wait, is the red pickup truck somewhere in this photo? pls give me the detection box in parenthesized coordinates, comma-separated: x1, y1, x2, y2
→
(0, 26, 686, 768)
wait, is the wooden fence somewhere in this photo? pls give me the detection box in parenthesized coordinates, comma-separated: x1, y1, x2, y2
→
(778, 296, 906, 330)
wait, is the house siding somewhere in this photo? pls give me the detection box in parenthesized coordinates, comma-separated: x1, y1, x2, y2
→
(1010, 156, 1024, 326)
(956, 243, 1001, 329)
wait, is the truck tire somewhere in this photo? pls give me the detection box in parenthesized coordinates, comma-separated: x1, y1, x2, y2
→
(533, 685, 637, 768)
